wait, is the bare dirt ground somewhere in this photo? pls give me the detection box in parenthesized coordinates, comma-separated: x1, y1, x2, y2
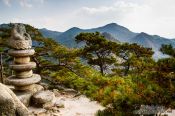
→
(29, 91, 104, 116)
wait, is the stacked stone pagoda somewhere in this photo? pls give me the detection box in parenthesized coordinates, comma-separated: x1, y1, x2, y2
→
(6, 24, 42, 106)
(7, 49, 41, 91)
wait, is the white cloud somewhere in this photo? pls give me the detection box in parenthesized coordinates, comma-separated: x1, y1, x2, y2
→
(19, 0, 32, 8)
(2, 0, 11, 6)
(82, 6, 117, 14)
(72, 0, 175, 38)
(2, 0, 175, 38)
(9, 16, 60, 32)
(122, 0, 175, 38)
(35, 0, 44, 4)
(2, 0, 45, 8)
(71, 1, 143, 30)
(81, 1, 138, 15)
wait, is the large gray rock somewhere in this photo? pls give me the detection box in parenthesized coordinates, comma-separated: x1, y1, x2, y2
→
(16, 91, 33, 107)
(0, 83, 29, 116)
(0, 85, 16, 115)
(8, 23, 32, 50)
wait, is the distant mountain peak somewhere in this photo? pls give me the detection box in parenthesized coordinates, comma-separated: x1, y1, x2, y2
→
(104, 23, 119, 27)
(102, 23, 129, 31)
(103, 23, 121, 28)
(64, 27, 82, 33)
(136, 32, 152, 38)
(40, 28, 48, 31)
(140, 32, 148, 35)
(70, 27, 81, 30)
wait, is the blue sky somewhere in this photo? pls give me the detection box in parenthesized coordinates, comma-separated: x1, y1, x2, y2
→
(1, 0, 175, 38)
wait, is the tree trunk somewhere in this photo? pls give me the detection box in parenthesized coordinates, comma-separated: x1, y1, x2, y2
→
(124, 63, 130, 76)
(100, 65, 104, 76)
(0, 53, 3, 83)
(169, 79, 174, 90)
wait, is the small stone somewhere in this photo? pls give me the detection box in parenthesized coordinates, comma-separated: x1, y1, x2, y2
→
(51, 107, 58, 111)
(53, 89, 61, 97)
(54, 100, 64, 108)
(43, 102, 55, 110)
(30, 84, 44, 93)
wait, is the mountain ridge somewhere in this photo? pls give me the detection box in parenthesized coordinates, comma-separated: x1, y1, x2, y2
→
(0, 23, 174, 59)
(39, 28, 62, 39)
(38, 23, 175, 59)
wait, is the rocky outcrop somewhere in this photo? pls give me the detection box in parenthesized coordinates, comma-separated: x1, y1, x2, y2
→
(0, 83, 29, 116)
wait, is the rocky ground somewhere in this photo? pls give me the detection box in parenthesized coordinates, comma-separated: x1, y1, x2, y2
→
(29, 89, 104, 116)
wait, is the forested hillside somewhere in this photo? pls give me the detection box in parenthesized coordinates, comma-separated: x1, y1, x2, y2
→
(1, 24, 175, 115)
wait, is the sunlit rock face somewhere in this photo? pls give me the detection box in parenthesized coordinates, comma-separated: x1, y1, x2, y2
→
(8, 23, 32, 50)
(0, 83, 29, 115)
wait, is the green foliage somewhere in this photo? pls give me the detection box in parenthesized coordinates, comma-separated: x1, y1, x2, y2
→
(1, 24, 175, 115)
(75, 32, 118, 75)
(113, 43, 154, 76)
(160, 44, 175, 57)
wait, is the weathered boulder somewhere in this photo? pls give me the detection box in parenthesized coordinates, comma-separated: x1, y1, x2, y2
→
(16, 91, 32, 107)
(15, 84, 44, 106)
(8, 23, 32, 50)
(0, 85, 16, 115)
(32, 90, 55, 108)
(0, 83, 29, 116)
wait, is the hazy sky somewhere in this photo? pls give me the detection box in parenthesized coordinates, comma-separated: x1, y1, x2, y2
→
(1, 0, 175, 38)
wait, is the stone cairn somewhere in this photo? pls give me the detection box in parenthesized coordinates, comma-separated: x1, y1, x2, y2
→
(6, 24, 42, 106)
